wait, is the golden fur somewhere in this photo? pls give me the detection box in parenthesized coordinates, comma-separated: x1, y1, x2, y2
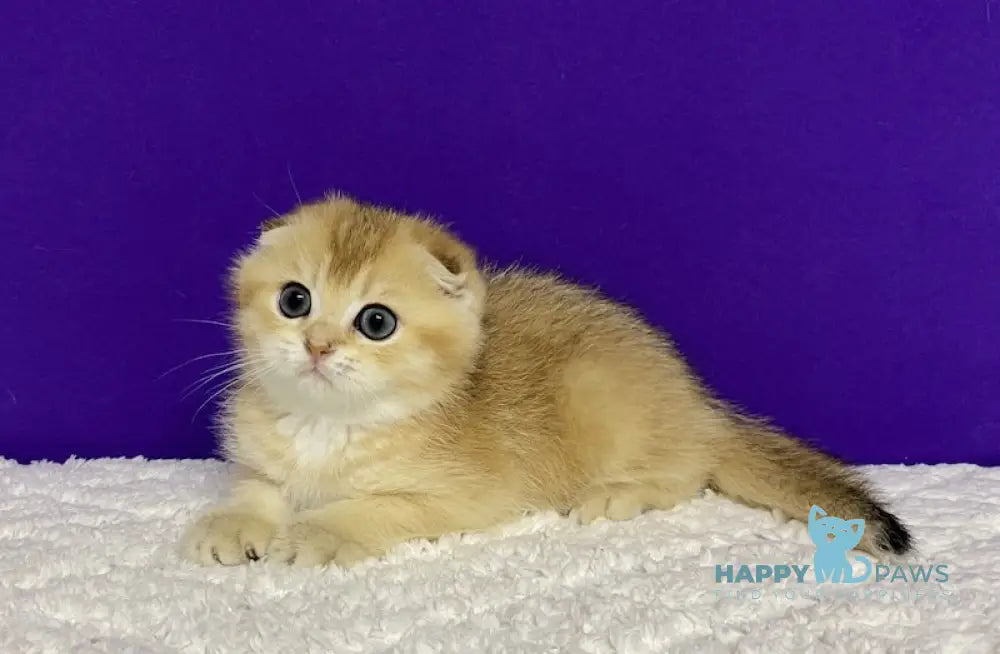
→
(180, 195, 912, 567)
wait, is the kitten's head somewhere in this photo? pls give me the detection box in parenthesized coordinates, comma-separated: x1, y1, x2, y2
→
(229, 195, 486, 424)
(808, 505, 865, 550)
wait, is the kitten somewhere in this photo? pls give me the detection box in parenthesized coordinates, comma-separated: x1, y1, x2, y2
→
(179, 194, 912, 568)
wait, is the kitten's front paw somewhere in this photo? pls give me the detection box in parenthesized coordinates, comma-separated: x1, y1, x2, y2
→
(576, 493, 646, 524)
(268, 518, 375, 568)
(180, 511, 277, 566)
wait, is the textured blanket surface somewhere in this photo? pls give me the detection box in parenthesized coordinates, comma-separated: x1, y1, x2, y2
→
(1, 458, 998, 653)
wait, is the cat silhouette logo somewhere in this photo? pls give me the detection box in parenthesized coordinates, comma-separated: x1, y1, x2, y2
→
(808, 505, 873, 584)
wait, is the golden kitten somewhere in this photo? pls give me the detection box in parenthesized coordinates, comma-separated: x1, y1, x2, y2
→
(180, 194, 911, 567)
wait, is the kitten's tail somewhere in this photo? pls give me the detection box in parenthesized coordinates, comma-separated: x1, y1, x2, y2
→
(708, 413, 913, 558)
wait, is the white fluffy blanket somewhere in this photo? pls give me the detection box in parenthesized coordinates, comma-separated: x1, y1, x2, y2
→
(1, 457, 998, 653)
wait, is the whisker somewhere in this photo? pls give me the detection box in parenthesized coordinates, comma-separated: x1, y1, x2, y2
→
(252, 192, 281, 218)
(197, 360, 242, 376)
(190, 365, 274, 423)
(181, 364, 248, 399)
(197, 352, 264, 373)
(191, 378, 242, 424)
(156, 350, 243, 379)
(179, 351, 270, 398)
(189, 375, 243, 403)
(287, 163, 303, 206)
(172, 318, 231, 328)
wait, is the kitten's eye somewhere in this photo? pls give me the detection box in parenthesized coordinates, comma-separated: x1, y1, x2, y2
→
(354, 304, 397, 341)
(277, 282, 311, 318)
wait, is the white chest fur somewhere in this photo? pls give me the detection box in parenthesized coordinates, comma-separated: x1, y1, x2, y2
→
(271, 413, 374, 508)
(276, 413, 357, 463)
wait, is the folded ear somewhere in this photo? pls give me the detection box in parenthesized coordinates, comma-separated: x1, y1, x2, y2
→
(260, 216, 287, 232)
(256, 215, 292, 247)
(411, 221, 485, 303)
(846, 519, 864, 535)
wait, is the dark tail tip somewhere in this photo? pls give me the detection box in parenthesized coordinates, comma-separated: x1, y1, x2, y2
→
(871, 504, 913, 555)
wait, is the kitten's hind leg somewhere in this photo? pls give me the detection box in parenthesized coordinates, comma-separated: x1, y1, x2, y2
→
(576, 481, 700, 525)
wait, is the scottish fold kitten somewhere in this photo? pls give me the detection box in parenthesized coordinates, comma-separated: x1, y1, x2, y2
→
(180, 194, 912, 567)
(809, 505, 873, 583)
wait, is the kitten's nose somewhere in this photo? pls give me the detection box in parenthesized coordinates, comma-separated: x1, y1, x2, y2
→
(304, 340, 335, 362)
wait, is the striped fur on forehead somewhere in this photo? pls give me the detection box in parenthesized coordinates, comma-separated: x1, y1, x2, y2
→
(310, 198, 402, 279)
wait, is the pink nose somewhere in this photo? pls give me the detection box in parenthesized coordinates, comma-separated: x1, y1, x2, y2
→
(305, 340, 335, 361)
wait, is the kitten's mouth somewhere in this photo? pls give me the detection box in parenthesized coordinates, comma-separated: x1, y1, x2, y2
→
(300, 366, 333, 385)
(827, 533, 835, 542)
(296, 361, 357, 387)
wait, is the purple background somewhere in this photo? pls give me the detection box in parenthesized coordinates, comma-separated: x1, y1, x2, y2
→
(2, 2, 998, 465)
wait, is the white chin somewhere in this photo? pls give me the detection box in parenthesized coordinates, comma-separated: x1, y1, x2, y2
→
(259, 367, 411, 427)
(297, 371, 357, 397)
(260, 371, 341, 407)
